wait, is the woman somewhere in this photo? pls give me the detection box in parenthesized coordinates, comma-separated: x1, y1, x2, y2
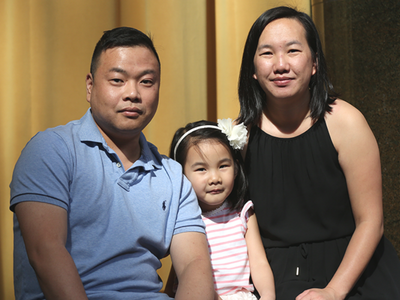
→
(237, 6, 400, 300)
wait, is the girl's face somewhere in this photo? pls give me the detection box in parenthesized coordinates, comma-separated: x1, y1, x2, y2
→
(253, 18, 316, 103)
(184, 140, 236, 213)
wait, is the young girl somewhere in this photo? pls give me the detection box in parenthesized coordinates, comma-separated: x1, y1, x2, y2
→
(169, 119, 275, 300)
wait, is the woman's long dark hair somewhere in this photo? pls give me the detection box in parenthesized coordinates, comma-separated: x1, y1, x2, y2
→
(170, 120, 248, 211)
(237, 6, 338, 126)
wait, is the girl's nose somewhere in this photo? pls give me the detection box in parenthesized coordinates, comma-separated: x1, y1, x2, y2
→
(208, 171, 222, 185)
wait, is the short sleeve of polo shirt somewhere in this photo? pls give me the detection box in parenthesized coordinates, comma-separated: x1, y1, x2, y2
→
(172, 173, 205, 236)
(10, 129, 72, 211)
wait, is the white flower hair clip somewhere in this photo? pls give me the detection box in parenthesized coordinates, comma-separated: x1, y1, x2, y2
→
(173, 118, 248, 160)
(217, 118, 248, 150)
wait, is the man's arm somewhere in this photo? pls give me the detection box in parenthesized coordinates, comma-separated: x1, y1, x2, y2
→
(169, 231, 216, 300)
(15, 201, 88, 300)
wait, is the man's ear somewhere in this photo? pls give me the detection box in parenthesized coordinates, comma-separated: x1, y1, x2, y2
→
(86, 73, 93, 103)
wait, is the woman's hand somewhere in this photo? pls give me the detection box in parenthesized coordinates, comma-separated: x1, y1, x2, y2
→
(296, 287, 341, 300)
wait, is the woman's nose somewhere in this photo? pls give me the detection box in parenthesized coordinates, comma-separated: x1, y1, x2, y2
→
(273, 54, 289, 73)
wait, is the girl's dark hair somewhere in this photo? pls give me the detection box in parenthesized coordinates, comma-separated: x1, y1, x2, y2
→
(170, 120, 247, 211)
(90, 27, 160, 78)
(237, 6, 338, 126)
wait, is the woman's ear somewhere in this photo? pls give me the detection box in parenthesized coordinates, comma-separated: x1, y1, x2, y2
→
(312, 55, 318, 76)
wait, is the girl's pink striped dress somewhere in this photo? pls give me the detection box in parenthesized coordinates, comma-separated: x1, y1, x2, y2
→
(202, 200, 255, 297)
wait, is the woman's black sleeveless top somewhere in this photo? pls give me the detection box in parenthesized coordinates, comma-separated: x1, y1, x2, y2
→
(245, 118, 400, 299)
(245, 118, 355, 248)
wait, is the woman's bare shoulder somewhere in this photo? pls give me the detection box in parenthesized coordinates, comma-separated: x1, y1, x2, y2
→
(326, 99, 369, 129)
(325, 99, 373, 150)
(326, 99, 364, 121)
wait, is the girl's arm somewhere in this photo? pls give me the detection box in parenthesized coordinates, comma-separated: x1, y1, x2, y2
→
(297, 100, 384, 300)
(246, 209, 276, 300)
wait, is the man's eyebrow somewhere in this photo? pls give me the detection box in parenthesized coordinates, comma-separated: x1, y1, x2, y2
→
(140, 69, 158, 76)
(108, 67, 127, 75)
(108, 67, 157, 76)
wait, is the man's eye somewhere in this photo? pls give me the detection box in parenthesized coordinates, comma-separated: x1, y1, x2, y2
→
(141, 79, 154, 86)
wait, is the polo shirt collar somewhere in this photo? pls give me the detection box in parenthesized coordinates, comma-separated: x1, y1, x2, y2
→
(78, 108, 105, 145)
(136, 133, 162, 171)
(78, 108, 161, 172)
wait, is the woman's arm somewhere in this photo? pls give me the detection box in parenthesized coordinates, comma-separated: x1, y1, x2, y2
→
(246, 209, 276, 300)
(297, 99, 384, 300)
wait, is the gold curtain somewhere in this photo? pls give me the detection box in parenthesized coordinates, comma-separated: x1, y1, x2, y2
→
(0, 0, 309, 298)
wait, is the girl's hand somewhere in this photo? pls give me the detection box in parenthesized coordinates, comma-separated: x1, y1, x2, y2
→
(296, 287, 341, 300)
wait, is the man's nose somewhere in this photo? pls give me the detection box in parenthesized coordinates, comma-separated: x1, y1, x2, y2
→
(123, 81, 140, 102)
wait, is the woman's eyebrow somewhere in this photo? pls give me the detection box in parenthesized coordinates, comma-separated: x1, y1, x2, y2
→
(257, 39, 302, 51)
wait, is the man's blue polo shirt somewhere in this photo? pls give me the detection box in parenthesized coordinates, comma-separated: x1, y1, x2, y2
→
(10, 109, 205, 300)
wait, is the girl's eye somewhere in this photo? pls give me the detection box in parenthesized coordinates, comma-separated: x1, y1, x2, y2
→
(195, 168, 206, 172)
(220, 164, 230, 169)
(288, 49, 300, 53)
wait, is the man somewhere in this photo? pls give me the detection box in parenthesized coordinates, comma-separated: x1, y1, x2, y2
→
(10, 27, 215, 300)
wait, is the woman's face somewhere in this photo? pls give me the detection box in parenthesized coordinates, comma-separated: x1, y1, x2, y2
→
(253, 18, 316, 103)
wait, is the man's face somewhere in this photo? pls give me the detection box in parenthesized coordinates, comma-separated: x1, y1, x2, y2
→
(86, 46, 160, 141)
